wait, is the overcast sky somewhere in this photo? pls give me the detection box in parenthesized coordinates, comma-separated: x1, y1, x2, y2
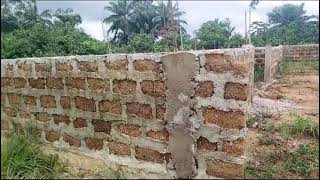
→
(37, 0, 319, 41)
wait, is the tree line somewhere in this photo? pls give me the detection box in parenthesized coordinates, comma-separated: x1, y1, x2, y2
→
(250, 3, 319, 46)
(1, 0, 318, 59)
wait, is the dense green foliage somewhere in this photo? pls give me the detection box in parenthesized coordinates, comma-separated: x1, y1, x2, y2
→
(195, 19, 246, 49)
(110, 33, 164, 53)
(1, 0, 109, 59)
(250, 3, 319, 46)
(1, 0, 318, 59)
(1, 22, 109, 58)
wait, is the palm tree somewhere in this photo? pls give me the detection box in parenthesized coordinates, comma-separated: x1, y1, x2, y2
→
(130, 1, 158, 36)
(267, 3, 311, 44)
(1, 0, 39, 32)
(39, 8, 82, 28)
(103, 0, 188, 44)
(153, 1, 187, 36)
(103, 0, 135, 44)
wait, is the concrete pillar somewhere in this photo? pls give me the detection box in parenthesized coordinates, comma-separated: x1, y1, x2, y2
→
(264, 44, 272, 83)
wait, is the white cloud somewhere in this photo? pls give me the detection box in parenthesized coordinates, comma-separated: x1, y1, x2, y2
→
(79, 20, 104, 40)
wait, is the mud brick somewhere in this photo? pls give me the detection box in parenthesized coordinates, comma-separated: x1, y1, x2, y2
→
(222, 139, 245, 156)
(35, 112, 52, 122)
(13, 78, 26, 88)
(1, 78, 12, 87)
(40, 95, 56, 108)
(113, 79, 136, 95)
(202, 107, 245, 130)
(118, 124, 141, 137)
(87, 78, 110, 92)
(85, 137, 103, 150)
(133, 60, 162, 73)
(60, 96, 71, 109)
(205, 53, 248, 76)
(18, 111, 31, 119)
(92, 119, 111, 134)
(46, 77, 64, 89)
(135, 146, 164, 163)
(18, 63, 32, 71)
(35, 63, 51, 72)
(56, 62, 73, 71)
(77, 61, 98, 72)
(4, 107, 17, 117)
(65, 77, 86, 90)
(29, 78, 45, 89)
(224, 82, 248, 101)
(195, 81, 214, 97)
(45, 131, 60, 142)
(141, 80, 166, 97)
(197, 137, 217, 151)
(108, 141, 131, 156)
(75, 96, 96, 112)
(146, 129, 169, 142)
(126, 102, 153, 119)
(156, 104, 166, 120)
(98, 100, 122, 114)
(63, 134, 81, 147)
(7, 94, 21, 106)
(105, 59, 128, 70)
(73, 118, 88, 128)
(53, 114, 70, 125)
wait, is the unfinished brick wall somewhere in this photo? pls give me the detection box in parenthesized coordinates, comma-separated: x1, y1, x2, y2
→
(1, 46, 254, 178)
(283, 44, 319, 61)
(254, 44, 319, 83)
(264, 45, 283, 83)
(254, 44, 319, 67)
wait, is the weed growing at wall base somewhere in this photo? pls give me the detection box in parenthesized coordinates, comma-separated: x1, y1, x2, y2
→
(278, 113, 319, 139)
(245, 144, 319, 179)
(1, 123, 63, 179)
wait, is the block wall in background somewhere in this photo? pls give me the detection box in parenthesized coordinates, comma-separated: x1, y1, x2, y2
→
(283, 44, 319, 61)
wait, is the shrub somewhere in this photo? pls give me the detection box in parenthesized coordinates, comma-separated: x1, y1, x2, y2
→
(1, 123, 62, 179)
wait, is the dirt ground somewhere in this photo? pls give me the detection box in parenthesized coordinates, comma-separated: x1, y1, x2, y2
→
(246, 72, 319, 179)
(262, 73, 319, 119)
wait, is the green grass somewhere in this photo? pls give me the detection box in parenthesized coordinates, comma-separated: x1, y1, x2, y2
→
(278, 113, 319, 139)
(247, 114, 276, 132)
(246, 112, 319, 179)
(264, 147, 287, 164)
(1, 123, 63, 179)
(257, 132, 279, 146)
(246, 144, 319, 179)
(254, 64, 265, 83)
(285, 144, 319, 176)
(247, 115, 259, 128)
(279, 59, 319, 75)
(245, 164, 280, 179)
